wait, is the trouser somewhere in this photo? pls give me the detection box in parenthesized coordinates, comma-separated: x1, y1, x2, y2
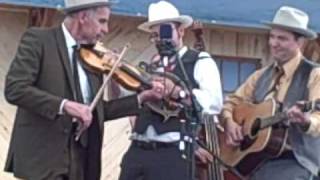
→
(119, 141, 189, 180)
(31, 134, 87, 180)
(250, 155, 319, 180)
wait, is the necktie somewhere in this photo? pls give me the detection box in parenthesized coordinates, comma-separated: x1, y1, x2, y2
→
(265, 66, 284, 101)
(72, 45, 84, 103)
(72, 45, 88, 147)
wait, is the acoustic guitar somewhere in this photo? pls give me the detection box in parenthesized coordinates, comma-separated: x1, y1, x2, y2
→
(218, 98, 320, 178)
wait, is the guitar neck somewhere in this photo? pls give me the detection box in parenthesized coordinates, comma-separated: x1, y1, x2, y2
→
(303, 99, 320, 112)
(258, 112, 287, 130)
(258, 99, 320, 130)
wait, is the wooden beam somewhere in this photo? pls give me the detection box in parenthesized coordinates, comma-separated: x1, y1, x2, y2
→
(28, 8, 58, 27)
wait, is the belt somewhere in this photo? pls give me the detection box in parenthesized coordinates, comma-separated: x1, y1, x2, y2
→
(131, 140, 178, 150)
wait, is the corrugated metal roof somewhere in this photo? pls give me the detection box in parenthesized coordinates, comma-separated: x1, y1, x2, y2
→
(0, 0, 63, 8)
(1, 0, 319, 32)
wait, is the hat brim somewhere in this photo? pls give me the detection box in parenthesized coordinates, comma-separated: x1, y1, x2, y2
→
(138, 15, 193, 33)
(264, 21, 318, 40)
(63, 0, 117, 14)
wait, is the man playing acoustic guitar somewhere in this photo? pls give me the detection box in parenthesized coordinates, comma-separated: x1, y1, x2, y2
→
(222, 6, 320, 180)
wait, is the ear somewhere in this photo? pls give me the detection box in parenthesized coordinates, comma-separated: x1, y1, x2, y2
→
(177, 26, 185, 38)
(297, 37, 306, 49)
(78, 11, 88, 24)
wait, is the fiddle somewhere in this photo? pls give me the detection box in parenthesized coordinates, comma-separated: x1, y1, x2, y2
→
(79, 42, 188, 122)
(75, 43, 130, 140)
(80, 42, 152, 91)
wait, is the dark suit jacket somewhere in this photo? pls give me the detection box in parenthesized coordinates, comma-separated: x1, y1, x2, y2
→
(4, 26, 139, 179)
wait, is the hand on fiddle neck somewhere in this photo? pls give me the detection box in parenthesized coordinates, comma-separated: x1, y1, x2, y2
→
(138, 80, 166, 103)
(138, 76, 181, 103)
(153, 76, 183, 98)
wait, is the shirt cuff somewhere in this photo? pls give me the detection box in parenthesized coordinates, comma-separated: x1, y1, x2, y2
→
(136, 94, 142, 108)
(58, 99, 68, 115)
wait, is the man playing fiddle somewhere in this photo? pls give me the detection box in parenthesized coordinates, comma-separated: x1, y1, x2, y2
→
(4, 0, 172, 179)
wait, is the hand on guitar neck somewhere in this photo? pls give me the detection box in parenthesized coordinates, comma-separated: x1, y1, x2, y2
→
(220, 99, 320, 178)
(225, 99, 320, 147)
(286, 100, 314, 131)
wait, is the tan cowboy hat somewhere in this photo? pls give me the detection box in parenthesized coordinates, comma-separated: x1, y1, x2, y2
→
(264, 6, 317, 40)
(138, 1, 193, 32)
(64, 0, 117, 13)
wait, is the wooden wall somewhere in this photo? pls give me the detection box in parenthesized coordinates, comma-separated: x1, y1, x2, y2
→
(0, 8, 29, 180)
(0, 7, 319, 180)
(106, 16, 272, 66)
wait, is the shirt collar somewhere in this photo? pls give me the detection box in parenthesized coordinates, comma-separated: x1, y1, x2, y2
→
(177, 46, 188, 58)
(62, 23, 77, 49)
(275, 51, 302, 78)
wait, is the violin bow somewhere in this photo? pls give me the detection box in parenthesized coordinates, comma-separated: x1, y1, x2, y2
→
(75, 43, 131, 141)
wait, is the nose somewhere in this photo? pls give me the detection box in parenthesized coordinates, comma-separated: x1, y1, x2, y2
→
(269, 36, 278, 48)
(101, 24, 109, 35)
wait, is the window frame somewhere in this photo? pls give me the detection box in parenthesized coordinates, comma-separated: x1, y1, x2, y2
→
(213, 55, 262, 94)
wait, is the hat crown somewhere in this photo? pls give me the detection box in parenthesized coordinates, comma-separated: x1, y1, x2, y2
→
(273, 6, 309, 30)
(148, 1, 181, 22)
(138, 1, 193, 32)
(64, 0, 111, 11)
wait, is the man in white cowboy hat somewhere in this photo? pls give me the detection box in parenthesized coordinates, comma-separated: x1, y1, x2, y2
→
(119, 1, 223, 180)
(4, 0, 170, 179)
(222, 6, 320, 180)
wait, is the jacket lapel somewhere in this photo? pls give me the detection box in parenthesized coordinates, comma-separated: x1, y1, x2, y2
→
(54, 27, 76, 99)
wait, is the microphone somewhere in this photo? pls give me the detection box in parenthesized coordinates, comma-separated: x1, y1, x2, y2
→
(156, 24, 176, 67)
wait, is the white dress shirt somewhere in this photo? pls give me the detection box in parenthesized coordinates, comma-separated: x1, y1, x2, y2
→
(59, 24, 92, 114)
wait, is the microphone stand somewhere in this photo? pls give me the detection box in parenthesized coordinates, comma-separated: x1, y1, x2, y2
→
(175, 53, 203, 180)
(157, 39, 201, 180)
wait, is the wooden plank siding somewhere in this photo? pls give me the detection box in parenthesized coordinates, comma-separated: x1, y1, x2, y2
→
(0, 8, 319, 180)
(0, 9, 29, 180)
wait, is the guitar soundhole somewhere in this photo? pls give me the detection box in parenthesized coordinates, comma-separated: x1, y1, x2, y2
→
(251, 118, 261, 137)
(240, 135, 255, 151)
(239, 118, 261, 151)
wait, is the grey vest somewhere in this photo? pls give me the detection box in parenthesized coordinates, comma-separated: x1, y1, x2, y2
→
(254, 58, 320, 175)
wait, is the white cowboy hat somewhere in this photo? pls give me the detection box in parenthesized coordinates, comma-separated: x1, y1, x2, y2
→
(64, 0, 117, 13)
(264, 6, 317, 40)
(138, 1, 193, 33)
